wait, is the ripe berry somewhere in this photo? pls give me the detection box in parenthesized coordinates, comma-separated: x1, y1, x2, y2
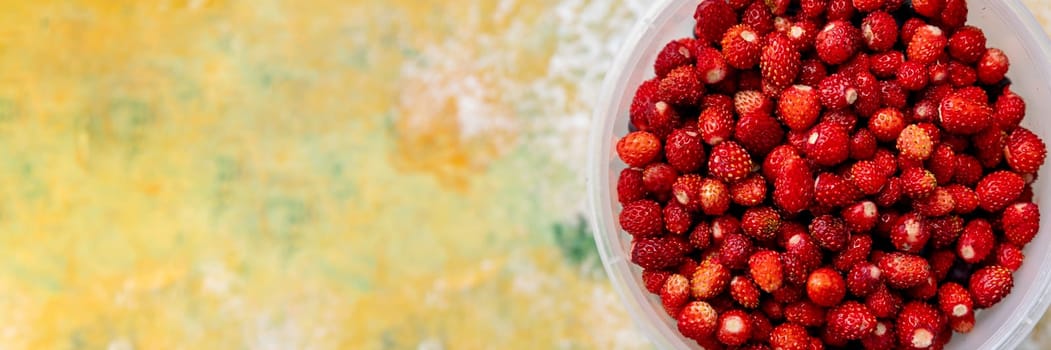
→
(643, 269, 672, 294)
(735, 113, 785, 156)
(620, 200, 664, 237)
(692, 257, 732, 299)
(678, 301, 719, 340)
(953, 155, 984, 186)
(848, 262, 882, 297)
(973, 126, 1006, 168)
(693, 0, 737, 44)
(731, 275, 762, 308)
(871, 51, 904, 78)
(900, 167, 937, 199)
(879, 252, 932, 289)
(816, 21, 861, 65)
(805, 122, 851, 167)
(853, 0, 885, 12)
(969, 265, 1014, 309)
(976, 170, 1025, 212)
(717, 309, 754, 346)
(761, 34, 801, 94)
(957, 218, 995, 264)
(1005, 127, 1047, 174)
(834, 234, 873, 272)
(842, 201, 879, 233)
(897, 60, 929, 91)
(723, 24, 763, 69)
(749, 250, 784, 293)
(948, 60, 978, 87)
(827, 301, 877, 340)
(890, 212, 929, 254)
(659, 65, 705, 106)
(912, 187, 955, 217)
(720, 233, 756, 271)
(869, 108, 906, 142)
(616, 131, 661, 167)
(632, 236, 686, 269)
(807, 267, 847, 307)
(735, 90, 773, 118)
(774, 160, 815, 214)
(665, 129, 706, 173)
(798, 58, 829, 87)
(730, 174, 768, 207)
(945, 185, 979, 215)
(866, 284, 904, 318)
(673, 174, 706, 211)
(742, 0, 776, 35)
(643, 163, 678, 198)
(771, 323, 812, 350)
(655, 38, 695, 78)
(689, 221, 713, 250)
(897, 124, 933, 161)
(699, 103, 736, 145)
(661, 274, 691, 317)
(993, 88, 1026, 130)
(977, 48, 1010, 85)
(906, 25, 947, 65)
(993, 243, 1025, 272)
(948, 26, 987, 64)
(779, 85, 822, 131)
(1002, 202, 1040, 246)
(815, 172, 862, 208)
(617, 168, 646, 204)
(926, 144, 956, 184)
(896, 301, 941, 350)
(696, 46, 730, 84)
(743, 206, 781, 241)
(663, 201, 693, 235)
(709, 141, 754, 184)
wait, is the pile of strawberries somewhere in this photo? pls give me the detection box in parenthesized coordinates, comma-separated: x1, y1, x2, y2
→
(615, 0, 1048, 349)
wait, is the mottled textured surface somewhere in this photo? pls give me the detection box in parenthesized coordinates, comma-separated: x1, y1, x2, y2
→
(1, 0, 1050, 349)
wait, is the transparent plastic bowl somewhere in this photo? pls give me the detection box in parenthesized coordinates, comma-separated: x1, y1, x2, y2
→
(588, 1, 1051, 349)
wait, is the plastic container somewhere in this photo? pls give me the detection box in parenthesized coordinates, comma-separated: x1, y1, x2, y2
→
(588, 1, 1051, 349)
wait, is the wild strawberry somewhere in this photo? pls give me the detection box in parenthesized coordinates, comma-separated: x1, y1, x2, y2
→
(771, 323, 812, 350)
(850, 130, 878, 161)
(689, 221, 713, 250)
(678, 258, 700, 279)
(992, 87, 1024, 129)
(969, 265, 1014, 308)
(861, 321, 897, 350)
(703, 93, 735, 111)
(977, 48, 1010, 85)
(827, 301, 877, 340)
(659, 65, 704, 106)
(866, 284, 904, 318)
(735, 90, 773, 118)
(906, 274, 939, 301)
(749, 250, 784, 293)
(911, 0, 945, 17)
(907, 25, 947, 65)
(778, 85, 821, 131)
(783, 20, 819, 51)
(900, 167, 937, 199)
(848, 262, 882, 297)
(661, 274, 691, 316)
(695, 47, 730, 84)
(871, 51, 904, 79)
(935, 282, 975, 333)
(972, 126, 1006, 168)
(642, 164, 677, 198)
(944, 61, 977, 88)
(731, 276, 762, 309)
(834, 234, 873, 272)
(655, 38, 695, 78)
(853, 71, 882, 117)
(811, 215, 849, 252)
(663, 201, 693, 235)
(712, 215, 743, 243)
(678, 301, 719, 340)
(617, 168, 646, 204)
(730, 174, 768, 207)
(763, 145, 801, 179)
(643, 269, 672, 294)
(993, 243, 1025, 271)
(798, 59, 828, 87)
(784, 301, 825, 328)
(928, 58, 950, 85)
(924, 145, 955, 185)
(761, 34, 801, 94)
(738, 69, 764, 91)
(665, 129, 705, 173)
(896, 124, 933, 161)
(1005, 128, 1047, 174)
(813, 172, 861, 208)
(629, 78, 660, 132)
(716, 309, 753, 346)
(939, 0, 968, 29)
(720, 233, 756, 271)
(897, 301, 941, 350)
(692, 257, 732, 299)
(925, 216, 963, 252)
(774, 160, 815, 214)
(1001, 202, 1039, 246)
(762, 298, 785, 321)
(890, 212, 929, 254)
(880, 80, 908, 110)
(827, 0, 857, 22)
(742, 207, 781, 241)
(699, 103, 736, 145)
(784, 232, 824, 271)
(822, 109, 859, 131)
(956, 218, 994, 263)
(948, 26, 987, 63)
(922, 249, 955, 282)
(807, 267, 847, 307)
(620, 200, 664, 237)
(816, 21, 861, 65)
(616, 131, 661, 167)
(861, 11, 898, 52)
(805, 122, 851, 166)
(875, 178, 904, 208)
(842, 201, 879, 233)
(723, 24, 763, 69)
(869, 108, 906, 142)
(897, 60, 929, 91)
(673, 174, 706, 211)
(941, 186, 976, 216)
(976, 170, 1025, 212)
(735, 114, 785, 156)
(742, 0, 776, 34)
(632, 236, 686, 270)
(709, 141, 754, 184)
(694, 0, 737, 44)
(953, 155, 983, 186)
(700, 178, 733, 216)
(853, 0, 885, 12)
(879, 252, 932, 289)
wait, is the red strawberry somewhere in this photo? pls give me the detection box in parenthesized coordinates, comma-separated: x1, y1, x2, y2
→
(869, 108, 906, 142)
(897, 124, 933, 161)
(906, 275, 939, 301)
(977, 48, 1010, 85)
(897, 302, 941, 350)
(939, 0, 968, 30)
(786, 301, 827, 329)
(632, 236, 686, 269)
(735, 90, 773, 118)
(703, 93, 735, 111)
(659, 65, 704, 106)
(881, 81, 909, 111)
(890, 212, 929, 253)
(663, 201, 693, 235)
(834, 234, 873, 271)
(783, 20, 819, 51)
(953, 155, 983, 186)
(861, 11, 897, 52)
(742, 0, 776, 34)
(906, 25, 947, 65)
(805, 122, 851, 166)
(807, 267, 847, 307)
(717, 309, 754, 346)
(731, 275, 762, 308)
(720, 233, 756, 271)
(956, 219, 994, 263)
(900, 17, 926, 44)
(643, 269, 672, 294)
(696, 46, 730, 84)
(735, 113, 785, 156)
(723, 24, 763, 69)
(940, 87, 993, 135)
(689, 221, 713, 250)
(853, 0, 885, 12)
(731, 174, 768, 207)
(1005, 128, 1047, 174)
(850, 129, 878, 160)
(927, 249, 957, 281)
(643, 162, 679, 196)
(800, 0, 828, 18)
(818, 74, 859, 111)
(779, 85, 821, 131)
(629, 78, 660, 131)
(969, 265, 1014, 308)
(862, 321, 897, 350)
(616, 131, 661, 167)
(993, 243, 1025, 271)
(973, 126, 1006, 168)
(678, 301, 719, 340)
(945, 185, 978, 215)
(673, 174, 706, 211)
(879, 252, 932, 289)
(912, 187, 955, 217)
(620, 200, 664, 237)
(828, 0, 857, 21)
(900, 167, 937, 199)
(617, 168, 646, 204)
(866, 284, 904, 318)
(927, 216, 965, 250)
(853, 71, 882, 119)
(655, 38, 695, 78)
(743, 206, 782, 241)
(948, 26, 986, 63)
(772, 281, 805, 304)
(712, 216, 743, 243)
(816, 21, 861, 65)
(749, 250, 784, 292)
(875, 177, 904, 208)
(774, 160, 815, 214)
(679, 258, 700, 281)
(798, 58, 829, 87)
(762, 298, 785, 320)
(928, 59, 950, 85)
(665, 128, 706, 173)
(993, 87, 1026, 130)
(897, 60, 929, 91)
(911, 98, 940, 123)
(771, 323, 812, 350)
(937, 282, 975, 333)
(926, 144, 956, 184)
(976, 170, 1025, 212)
(761, 34, 801, 93)
(827, 301, 877, 340)
(750, 312, 774, 343)
(814, 172, 862, 208)
(911, 0, 944, 18)
(871, 51, 905, 78)
(1002, 202, 1040, 246)
(699, 103, 737, 145)
(700, 177, 733, 216)
(692, 257, 732, 299)
(784, 231, 825, 271)
(848, 262, 882, 297)
(694, 0, 737, 44)
(709, 141, 754, 184)
(842, 201, 879, 233)
(661, 274, 691, 316)
(763, 145, 802, 180)
(810, 215, 849, 252)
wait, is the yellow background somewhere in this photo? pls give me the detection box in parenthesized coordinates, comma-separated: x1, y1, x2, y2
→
(0, 0, 1048, 349)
